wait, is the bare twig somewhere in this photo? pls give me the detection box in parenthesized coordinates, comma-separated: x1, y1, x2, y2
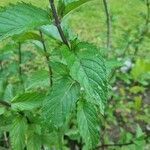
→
(102, 0, 111, 50)
(49, 0, 69, 47)
(95, 135, 149, 149)
(39, 30, 53, 87)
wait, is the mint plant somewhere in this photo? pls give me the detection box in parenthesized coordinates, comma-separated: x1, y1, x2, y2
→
(0, 0, 108, 149)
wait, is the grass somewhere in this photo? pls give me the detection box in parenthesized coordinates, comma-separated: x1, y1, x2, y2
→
(0, 0, 149, 54)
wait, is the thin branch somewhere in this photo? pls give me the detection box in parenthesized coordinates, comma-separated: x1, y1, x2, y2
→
(41, 145, 45, 150)
(49, 0, 69, 47)
(18, 43, 25, 91)
(95, 141, 134, 149)
(18, 43, 22, 78)
(95, 135, 149, 149)
(0, 100, 11, 108)
(39, 30, 53, 87)
(133, 0, 149, 55)
(100, 118, 106, 150)
(146, 0, 150, 25)
(122, 0, 149, 57)
(103, 0, 111, 50)
(0, 60, 3, 71)
(3, 132, 9, 148)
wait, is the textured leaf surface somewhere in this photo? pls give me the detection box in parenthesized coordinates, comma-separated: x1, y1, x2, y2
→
(62, 43, 107, 114)
(10, 116, 27, 150)
(0, 3, 50, 40)
(11, 92, 45, 110)
(77, 100, 100, 149)
(43, 77, 80, 127)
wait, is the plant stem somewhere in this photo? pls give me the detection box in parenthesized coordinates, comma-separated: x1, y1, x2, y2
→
(133, 0, 149, 55)
(18, 42, 25, 91)
(57, 130, 63, 150)
(95, 135, 149, 149)
(95, 141, 134, 149)
(39, 30, 53, 87)
(102, 0, 111, 50)
(41, 145, 45, 150)
(146, 0, 150, 25)
(49, 0, 69, 47)
(122, 0, 149, 57)
(18, 43, 22, 77)
(0, 61, 3, 71)
(3, 132, 9, 148)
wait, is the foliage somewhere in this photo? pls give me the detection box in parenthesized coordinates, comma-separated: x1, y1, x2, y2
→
(0, 0, 149, 150)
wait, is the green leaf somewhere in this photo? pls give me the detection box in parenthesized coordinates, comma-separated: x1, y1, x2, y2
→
(26, 124, 42, 150)
(58, 0, 93, 17)
(42, 77, 80, 127)
(41, 24, 62, 41)
(3, 84, 14, 101)
(25, 70, 50, 90)
(11, 92, 45, 110)
(10, 116, 27, 150)
(136, 125, 145, 140)
(13, 32, 41, 43)
(131, 59, 150, 81)
(51, 61, 70, 79)
(0, 3, 51, 40)
(0, 107, 5, 115)
(0, 43, 15, 61)
(27, 133, 41, 150)
(62, 42, 107, 114)
(77, 100, 100, 149)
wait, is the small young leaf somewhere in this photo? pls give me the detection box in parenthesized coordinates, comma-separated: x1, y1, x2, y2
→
(77, 100, 100, 149)
(0, 3, 51, 40)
